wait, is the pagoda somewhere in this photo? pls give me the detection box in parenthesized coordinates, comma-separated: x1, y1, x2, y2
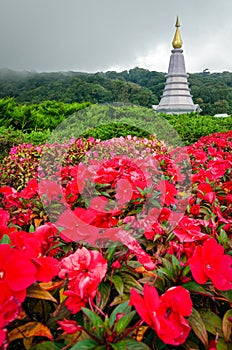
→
(153, 17, 200, 114)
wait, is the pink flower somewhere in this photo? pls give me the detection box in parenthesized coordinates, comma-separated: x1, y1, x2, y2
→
(189, 238, 232, 290)
(59, 247, 107, 313)
(130, 284, 192, 345)
(57, 319, 82, 334)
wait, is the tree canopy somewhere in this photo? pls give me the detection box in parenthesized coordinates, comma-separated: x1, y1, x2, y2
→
(1, 68, 232, 115)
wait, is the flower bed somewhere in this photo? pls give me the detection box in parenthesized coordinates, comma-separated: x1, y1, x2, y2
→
(0, 131, 231, 349)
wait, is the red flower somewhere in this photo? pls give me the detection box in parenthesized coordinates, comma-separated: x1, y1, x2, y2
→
(173, 216, 207, 242)
(19, 178, 38, 199)
(197, 183, 216, 204)
(65, 179, 79, 206)
(0, 244, 37, 302)
(156, 180, 177, 206)
(56, 209, 99, 244)
(190, 204, 200, 216)
(189, 238, 232, 290)
(0, 209, 15, 239)
(0, 329, 8, 350)
(0, 294, 21, 329)
(74, 206, 119, 229)
(38, 179, 64, 202)
(192, 149, 208, 163)
(158, 207, 172, 222)
(115, 178, 133, 206)
(208, 159, 229, 179)
(157, 286, 193, 345)
(57, 319, 82, 334)
(0, 186, 20, 209)
(10, 226, 59, 282)
(59, 247, 107, 313)
(116, 229, 156, 271)
(0, 293, 21, 349)
(130, 284, 192, 345)
(130, 283, 159, 327)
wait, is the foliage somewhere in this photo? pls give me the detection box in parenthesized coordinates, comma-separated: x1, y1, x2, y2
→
(81, 122, 150, 140)
(0, 101, 231, 156)
(161, 112, 232, 145)
(0, 70, 157, 107)
(0, 98, 91, 131)
(1, 68, 232, 114)
(0, 126, 51, 162)
(0, 137, 99, 190)
(0, 131, 231, 349)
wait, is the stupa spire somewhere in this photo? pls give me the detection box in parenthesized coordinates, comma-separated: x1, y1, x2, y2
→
(153, 16, 201, 114)
(172, 16, 183, 49)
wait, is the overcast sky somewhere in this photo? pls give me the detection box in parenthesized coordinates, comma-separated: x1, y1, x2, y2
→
(1, 0, 232, 73)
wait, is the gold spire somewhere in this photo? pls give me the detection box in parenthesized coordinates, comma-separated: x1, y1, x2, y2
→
(172, 16, 183, 49)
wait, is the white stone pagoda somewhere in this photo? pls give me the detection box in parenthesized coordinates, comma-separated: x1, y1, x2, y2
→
(153, 17, 200, 114)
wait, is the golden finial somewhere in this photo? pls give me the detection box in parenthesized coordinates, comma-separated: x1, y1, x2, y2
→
(172, 16, 183, 49)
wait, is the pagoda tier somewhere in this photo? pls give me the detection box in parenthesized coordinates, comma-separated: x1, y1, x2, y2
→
(153, 17, 200, 114)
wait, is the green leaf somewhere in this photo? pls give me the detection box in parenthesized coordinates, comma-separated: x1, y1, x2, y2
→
(188, 308, 208, 348)
(29, 224, 35, 232)
(181, 340, 200, 350)
(111, 342, 127, 350)
(0, 234, 11, 244)
(200, 310, 223, 337)
(217, 337, 231, 350)
(122, 339, 151, 349)
(220, 289, 232, 304)
(111, 274, 124, 296)
(112, 339, 151, 350)
(71, 339, 99, 350)
(114, 311, 136, 334)
(96, 282, 111, 310)
(31, 341, 63, 350)
(110, 295, 129, 307)
(171, 254, 181, 273)
(119, 272, 142, 294)
(105, 243, 120, 262)
(109, 301, 131, 328)
(182, 281, 214, 296)
(81, 308, 104, 340)
(222, 309, 232, 342)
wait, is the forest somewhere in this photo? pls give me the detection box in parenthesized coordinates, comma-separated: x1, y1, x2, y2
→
(1, 67, 232, 115)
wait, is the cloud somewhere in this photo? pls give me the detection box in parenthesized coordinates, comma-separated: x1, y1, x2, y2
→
(0, 0, 232, 72)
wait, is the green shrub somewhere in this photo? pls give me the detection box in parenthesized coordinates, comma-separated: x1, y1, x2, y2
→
(82, 122, 150, 140)
(0, 98, 91, 131)
(162, 112, 232, 144)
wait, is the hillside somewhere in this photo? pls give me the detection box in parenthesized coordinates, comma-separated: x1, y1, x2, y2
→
(0, 68, 232, 115)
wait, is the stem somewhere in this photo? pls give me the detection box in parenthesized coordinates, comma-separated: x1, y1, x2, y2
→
(61, 332, 82, 350)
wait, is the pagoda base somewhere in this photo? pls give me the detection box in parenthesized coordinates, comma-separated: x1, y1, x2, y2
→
(152, 104, 201, 114)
